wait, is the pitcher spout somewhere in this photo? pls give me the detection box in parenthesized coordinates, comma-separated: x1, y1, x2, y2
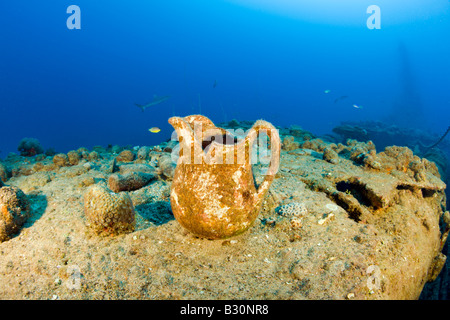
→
(168, 117, 192, 145)
(168, 116, 204, 164)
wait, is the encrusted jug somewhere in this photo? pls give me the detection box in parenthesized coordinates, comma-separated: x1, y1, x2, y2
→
(168, 115, 280, 239)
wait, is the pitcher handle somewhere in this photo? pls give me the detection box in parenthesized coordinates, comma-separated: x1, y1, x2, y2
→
(246, 120, 280, 198)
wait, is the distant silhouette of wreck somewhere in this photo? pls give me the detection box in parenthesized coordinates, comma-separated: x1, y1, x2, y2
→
(386, 41, 426, 129)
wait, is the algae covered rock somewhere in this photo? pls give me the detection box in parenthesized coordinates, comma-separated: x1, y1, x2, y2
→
(323, 147, 339, 164)
(53, 153, 69, 167)
(77, 147, 89, 159)
(301, 138, 326, 152)
(108, 171, 156, 193)
(137, 146, 151, 160)
(163, 140, 178, 153)
(288, 125, 305, 137)
(67, 150, 81, 165)
(108, 163, 157, 192)
(157, 155, 176, 180)
(282, 136, 300, 151)
(88, 151, 99, 161)
(21, 172, 53, 192)
(84, 185, 135, 235)
(0, 186, 30, 242)
(111, 145, 122, 154)
(116, 150, 135, 162)
(0, 162, 10, 182)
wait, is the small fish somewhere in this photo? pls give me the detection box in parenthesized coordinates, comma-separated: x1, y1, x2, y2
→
(149, 127, 161, 133)
(334, 95, 348, 104)
(353, 104, 363, 109)
(324, 89, 331, 94)
(213, 80, 217, 88)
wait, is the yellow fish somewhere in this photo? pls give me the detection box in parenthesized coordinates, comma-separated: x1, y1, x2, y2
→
(149, 127, 161, 133)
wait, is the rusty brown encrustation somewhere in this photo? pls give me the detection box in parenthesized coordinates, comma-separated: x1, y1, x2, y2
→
(168, 115, 280, 239)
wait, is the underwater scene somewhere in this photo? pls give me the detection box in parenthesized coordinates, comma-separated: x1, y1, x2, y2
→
(0, 0, 449, 303)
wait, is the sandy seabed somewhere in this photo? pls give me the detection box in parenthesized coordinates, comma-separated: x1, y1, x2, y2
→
(0, 132, 448, 300)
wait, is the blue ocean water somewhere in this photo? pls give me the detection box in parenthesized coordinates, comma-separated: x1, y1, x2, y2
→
(1, 0, 449, 156)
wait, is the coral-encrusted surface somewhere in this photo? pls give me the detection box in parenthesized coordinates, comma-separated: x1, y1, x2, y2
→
(0, 186, 30, 242)
(0, 131, 447, 299)
(84, 185, 135, 235)
(168, 116, 280, 240)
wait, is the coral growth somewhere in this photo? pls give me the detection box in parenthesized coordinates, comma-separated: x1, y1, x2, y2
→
(84, 185, 135, 235)
(0, 186, 30, 242)
(17, 138, 44, 157)
(45, 148, 56, 157)
(276, 202, 308, 217)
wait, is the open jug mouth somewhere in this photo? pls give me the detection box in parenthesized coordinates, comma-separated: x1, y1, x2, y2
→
(168, 116, 280, 173)
(202, 134, 239, 151)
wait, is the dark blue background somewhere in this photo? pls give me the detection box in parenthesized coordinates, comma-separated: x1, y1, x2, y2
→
(1, 0, 449, 156)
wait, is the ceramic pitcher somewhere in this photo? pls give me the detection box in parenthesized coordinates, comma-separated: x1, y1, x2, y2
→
(168, 115, 280, 239)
